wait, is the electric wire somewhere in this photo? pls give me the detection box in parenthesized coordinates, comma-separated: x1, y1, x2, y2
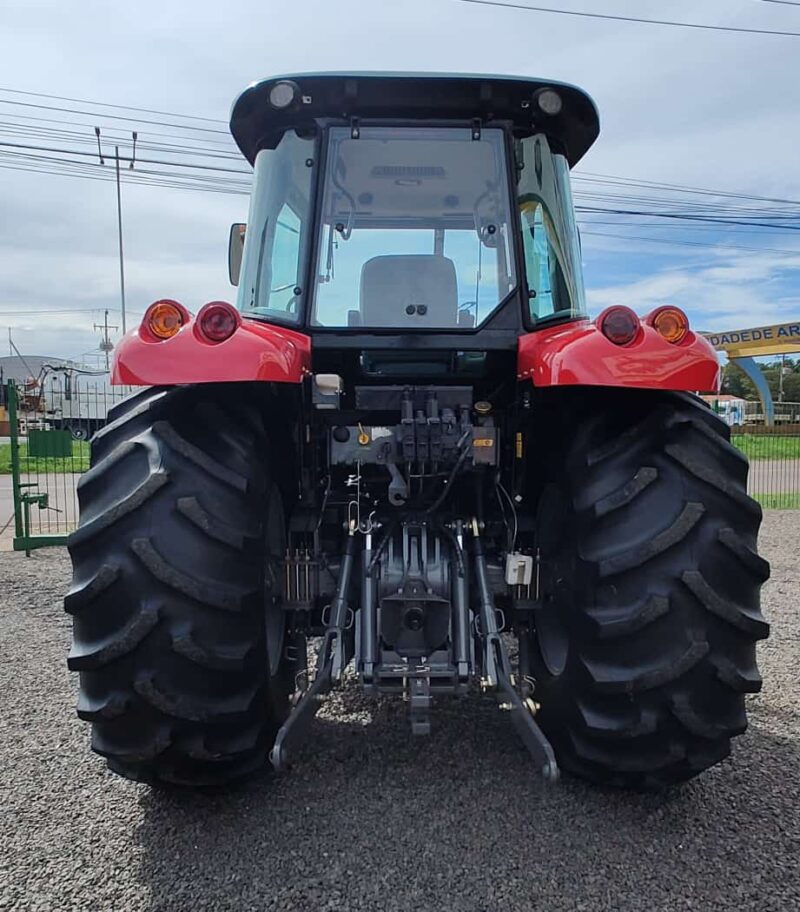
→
(581, 229, 800, 257)
(0, 86, 227, 124)
(4, 87, 800, 275)
(575, 205, 800, 231)
(456, 0, 800, 36)
(0, 97, 230, 133)
(575, 172, 800, 208)
(4, 91, 799, 224)
(0, 139, 250, 174)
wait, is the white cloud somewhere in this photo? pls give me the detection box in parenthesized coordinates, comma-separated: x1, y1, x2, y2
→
(0, 0, 798, 360)
(587, 246, 800, 332)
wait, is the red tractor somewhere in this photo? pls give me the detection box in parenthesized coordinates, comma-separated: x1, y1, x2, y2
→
(66, 73, 769, 789)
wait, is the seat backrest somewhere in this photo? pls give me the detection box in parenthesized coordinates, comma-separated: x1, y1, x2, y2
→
(359, 254, 458, 327)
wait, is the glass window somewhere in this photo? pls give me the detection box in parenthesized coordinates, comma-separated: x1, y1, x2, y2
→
(266, 204, 302, 315)
(236, 130, 315, 323)
(312, 126, 516, 329)
(517, 135, 586, 322)
(519, 200, 571, 319)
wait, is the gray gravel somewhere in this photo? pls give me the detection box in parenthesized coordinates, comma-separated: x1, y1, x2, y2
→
(1, 512, 799, 912)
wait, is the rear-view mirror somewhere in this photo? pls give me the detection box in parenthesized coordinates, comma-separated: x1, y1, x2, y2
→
(228, 223, 246, 285)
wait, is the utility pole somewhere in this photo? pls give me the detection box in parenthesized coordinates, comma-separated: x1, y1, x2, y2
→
(115, 146, 127, 334)
(93, 310, 118, 371)
(94, 128, 137, 335)
(779, 353, 786, 403)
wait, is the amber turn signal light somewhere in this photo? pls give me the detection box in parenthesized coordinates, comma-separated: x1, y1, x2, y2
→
(144, 300, 185, 339)
(650, 306, 689, 344)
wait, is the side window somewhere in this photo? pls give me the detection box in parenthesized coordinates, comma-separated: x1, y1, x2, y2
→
(519, 199, 571, 320)
(267, 204, 302, 315)
(238, 132, 315, 324)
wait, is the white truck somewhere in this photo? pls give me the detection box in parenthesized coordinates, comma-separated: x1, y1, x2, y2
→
(40, 367, 139, 440)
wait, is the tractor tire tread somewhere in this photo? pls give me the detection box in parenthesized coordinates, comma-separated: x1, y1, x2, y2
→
(176, 496, 255, 551)
(66, 384, 288, 787)
(588, 594, 670, 639)
(531, 391, 768, 789)
(64, 563, 119, 614)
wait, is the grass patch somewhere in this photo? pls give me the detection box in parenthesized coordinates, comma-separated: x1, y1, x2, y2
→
(0, 441, 90, 475)
(731, 435, 800, 460)
(752, 492, 800, 510)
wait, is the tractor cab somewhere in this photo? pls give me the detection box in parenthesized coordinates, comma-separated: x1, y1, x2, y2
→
(229, 73, 598, 355)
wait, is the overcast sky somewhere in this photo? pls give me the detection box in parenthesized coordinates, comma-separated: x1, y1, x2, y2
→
(2, 0, 799, 366)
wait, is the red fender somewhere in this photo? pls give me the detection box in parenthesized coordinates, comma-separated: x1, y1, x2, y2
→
(517, 319, 720, 392)
(112, 310, 311, 386)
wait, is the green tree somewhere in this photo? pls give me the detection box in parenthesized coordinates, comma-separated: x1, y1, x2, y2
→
(721, 359, 800, 403)
(721, 363, 758, 399)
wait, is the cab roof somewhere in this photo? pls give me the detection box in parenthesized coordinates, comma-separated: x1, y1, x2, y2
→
(230, 71, 599, 168)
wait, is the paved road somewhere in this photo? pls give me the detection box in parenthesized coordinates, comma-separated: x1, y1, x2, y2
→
(1, 512, 798, 911)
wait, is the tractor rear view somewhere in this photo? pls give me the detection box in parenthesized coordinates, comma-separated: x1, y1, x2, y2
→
(65, 73, 769, 789)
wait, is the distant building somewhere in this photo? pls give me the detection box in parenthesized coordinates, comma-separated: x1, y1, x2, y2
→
(0, 355, 82, 386)
(702, 394, 747, 426)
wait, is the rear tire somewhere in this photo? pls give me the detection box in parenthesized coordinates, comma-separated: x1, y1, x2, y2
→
(66, 385, 292, 786)
(529, 391, 770, 789)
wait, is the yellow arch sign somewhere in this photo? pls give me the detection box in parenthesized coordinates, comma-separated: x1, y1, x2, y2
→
(703, 321, 800, 358)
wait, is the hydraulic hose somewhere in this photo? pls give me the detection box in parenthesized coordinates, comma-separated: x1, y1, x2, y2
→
(424, 430, 471, 515)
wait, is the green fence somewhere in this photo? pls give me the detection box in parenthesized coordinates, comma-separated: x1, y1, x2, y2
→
(731, 426, 800, 509)
(2, 381, 799, 553)
(2, 379, 134, 553)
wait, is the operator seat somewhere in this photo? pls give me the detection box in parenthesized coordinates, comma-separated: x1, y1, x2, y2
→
(359, 254, 458, 327)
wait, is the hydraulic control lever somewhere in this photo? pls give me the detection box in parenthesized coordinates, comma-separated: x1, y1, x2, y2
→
(471, 519, 559, 783)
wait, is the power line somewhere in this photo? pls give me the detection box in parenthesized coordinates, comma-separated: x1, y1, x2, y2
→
(0, 86, 226, 124)
(0, 148, 248, 184)
(0, 159, 250, 196)
(0, 97, 230, 133)
(456, 0, 800, 36)
(0, 108, 238, 149)
(0, 308, 130, 315)
(581, 229, 800, 257)
(0, 121, 240, 159)
(574, 172, 800, 208)
(5, 88, 800, 242)
(7, 138, 799, 221)
(759, 1, 800, 7)
(576, 205, 800, 231)
(10, 111, 798, 215)
(3, 148, 799, 231)
(0, 139, 250, 174)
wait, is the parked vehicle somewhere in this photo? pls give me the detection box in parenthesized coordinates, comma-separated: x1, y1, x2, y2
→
(42, 367, 137, 440)
(66, 73, 769, 790)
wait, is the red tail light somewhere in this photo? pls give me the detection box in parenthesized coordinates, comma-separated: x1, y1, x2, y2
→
(597, 306, 640, 346)
(196, 301, 240, 343)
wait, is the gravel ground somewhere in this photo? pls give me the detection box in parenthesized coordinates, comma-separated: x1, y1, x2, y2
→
(1, 512, 799, 912)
